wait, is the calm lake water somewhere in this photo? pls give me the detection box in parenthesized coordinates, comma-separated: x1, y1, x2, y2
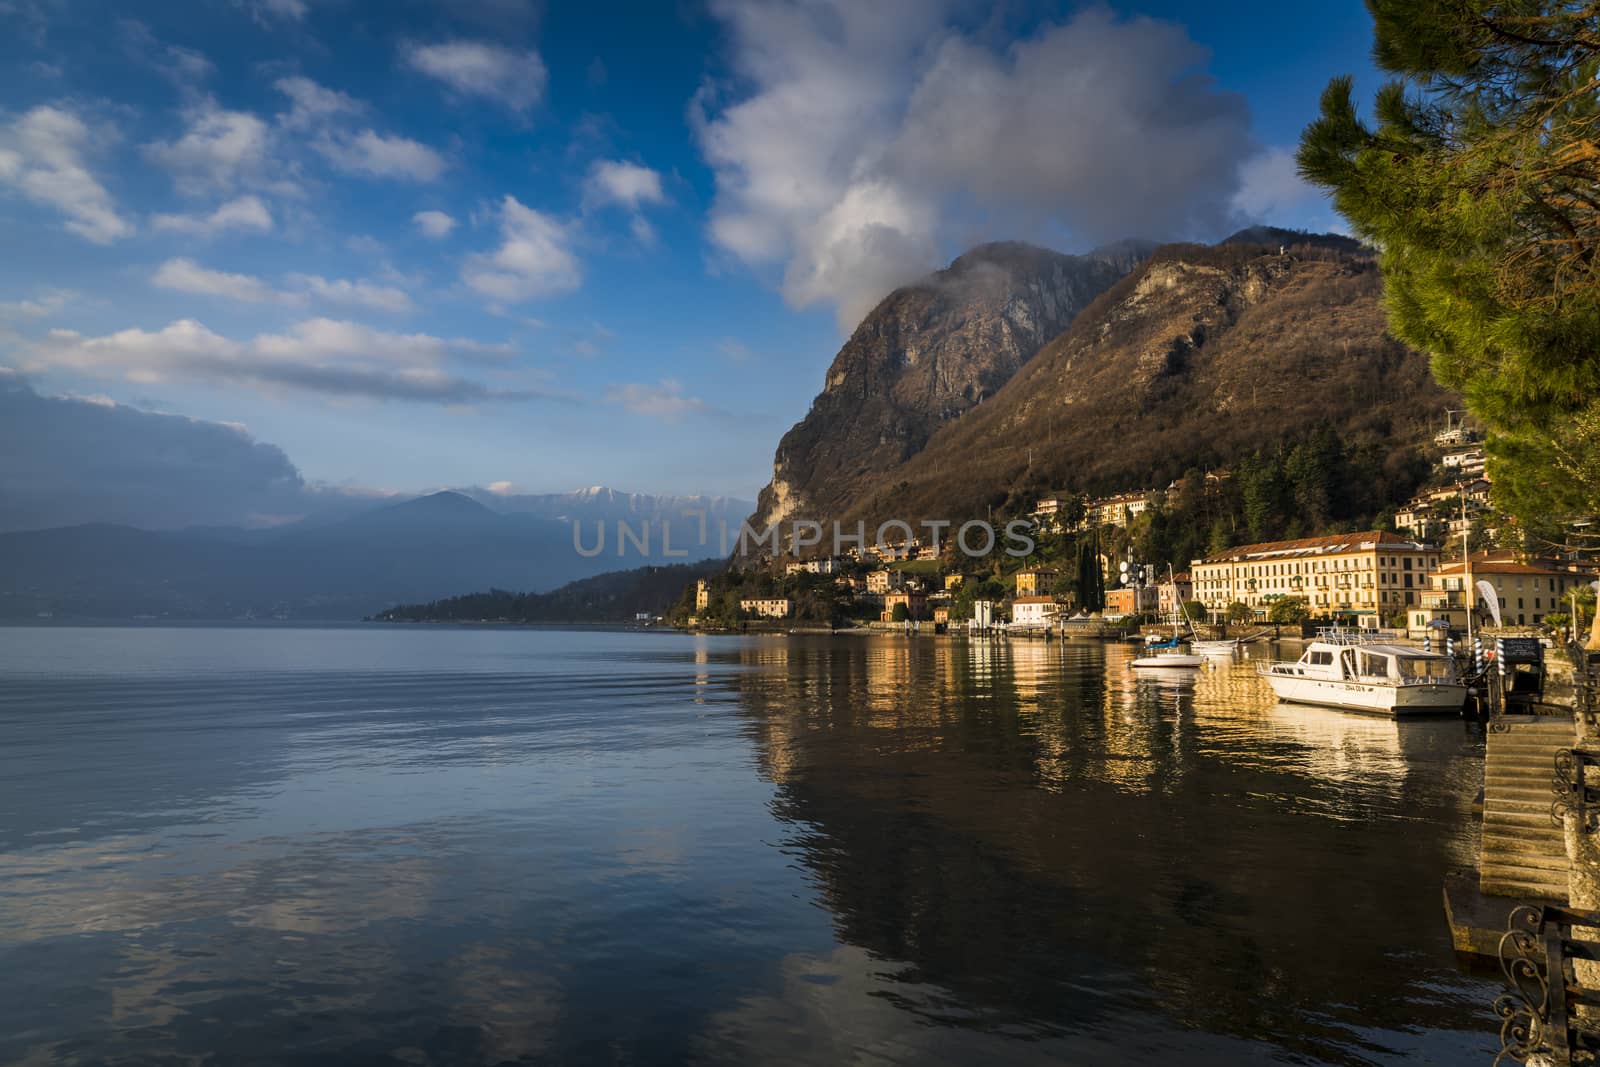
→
(0, 626, 1499, 1065)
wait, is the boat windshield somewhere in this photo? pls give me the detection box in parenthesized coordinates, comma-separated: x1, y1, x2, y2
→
(1397, 657, 1454, 681)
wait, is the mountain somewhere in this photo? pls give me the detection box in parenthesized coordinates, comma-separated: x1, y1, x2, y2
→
(831, 237, 1455, 527)
(372, 559, 725, 623)
(0, 491, 728, 620)
(749, 240, 1152, 530)
(458, 485, 753, 526)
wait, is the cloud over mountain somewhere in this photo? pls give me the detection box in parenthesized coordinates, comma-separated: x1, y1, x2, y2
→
(695, 1, 1265, 329)
(0, 372, 315, 530)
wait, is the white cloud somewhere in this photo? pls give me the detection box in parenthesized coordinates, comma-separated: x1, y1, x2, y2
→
(585, 160, 665, 209)
(694, 1, 1257, 328)
(27, 317, 520, 403)
(0, 105, 133, 243)
(154, 258, 283, 304)
(0, 289, 74, 320)
(286, 274, 412, 313)
(151, 194, 273, 236)
(314, 129, 446, 182)
(1231, 146, 1330, 227)
(152, 258, 413, 312)
(275, 75, 362, 129)
(403, 41, 547, 113)
(462, 195, 581, 303)
(412, 209, 456, 238)
(584, 160, 667, 245)
(604, 379, 710, 423)
(119, 20, 214, 83)
(144, 101, 272, 195)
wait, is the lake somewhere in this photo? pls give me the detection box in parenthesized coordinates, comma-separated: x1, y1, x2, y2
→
(0, 625, 1499, 1064)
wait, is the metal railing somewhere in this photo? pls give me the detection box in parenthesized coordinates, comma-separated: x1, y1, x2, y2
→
(1494, 904, 1600, 1065)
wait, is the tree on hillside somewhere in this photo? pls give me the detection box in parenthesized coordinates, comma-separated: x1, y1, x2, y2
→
(1298, 0, 1600, 647)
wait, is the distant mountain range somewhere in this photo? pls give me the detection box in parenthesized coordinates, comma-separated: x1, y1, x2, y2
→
(0, 488, 751, 621)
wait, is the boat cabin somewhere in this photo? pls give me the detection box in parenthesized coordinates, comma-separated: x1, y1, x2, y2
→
(1272, 638, 1459, 686)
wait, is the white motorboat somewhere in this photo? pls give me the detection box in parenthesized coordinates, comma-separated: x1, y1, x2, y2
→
(1258, 629, 1466, 716)
(1189, 639, 1239, 657)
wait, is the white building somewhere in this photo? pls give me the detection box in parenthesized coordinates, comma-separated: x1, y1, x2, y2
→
(784, 557, 841, 577)
(1011, 596, 1058, 626)
(739, 598, 791, 619)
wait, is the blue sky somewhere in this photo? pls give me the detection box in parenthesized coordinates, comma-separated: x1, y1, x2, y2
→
(0, 0, 1379, 526)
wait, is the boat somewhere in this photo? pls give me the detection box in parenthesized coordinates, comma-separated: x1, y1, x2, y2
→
(1128, 564, 1206, 668)
(1130, 634, 1202, 670)
(1257, 628, 1466, 716)
(1130, 645, 1204, 669)
(1189, 638, 1240, 657)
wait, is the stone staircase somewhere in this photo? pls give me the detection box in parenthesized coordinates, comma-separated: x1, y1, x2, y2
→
(1480, 716, 1577, 902)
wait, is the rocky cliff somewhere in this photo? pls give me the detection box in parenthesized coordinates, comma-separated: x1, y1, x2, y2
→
(751, 241, 1148, 529)
(833, 237, 1455, 527)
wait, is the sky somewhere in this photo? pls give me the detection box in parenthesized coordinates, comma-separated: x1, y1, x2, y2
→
(0, 0, 1381, 530)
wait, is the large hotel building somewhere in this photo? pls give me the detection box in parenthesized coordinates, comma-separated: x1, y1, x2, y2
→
(1191, 530, 1440, 620)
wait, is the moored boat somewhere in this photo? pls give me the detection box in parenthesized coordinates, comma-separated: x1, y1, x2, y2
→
(1131, 636, 1203, 669)
(1258, 629, 1465, 716)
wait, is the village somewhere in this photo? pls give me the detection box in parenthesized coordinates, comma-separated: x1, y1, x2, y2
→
(683, 412, 1599, 651)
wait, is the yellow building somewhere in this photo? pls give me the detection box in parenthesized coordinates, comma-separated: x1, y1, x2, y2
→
(1190, 530, 1440, 621)
(866, 569, 904, 595)
(881, 591, 928, 621)
(943, 574, 964, 591)
(739, 597, 791, 619)
(695, 579, 710, 611)
(1408, 555, 1587, 635)
(1014, 568, 1058, 597)
(1087, 491, 1153, 529)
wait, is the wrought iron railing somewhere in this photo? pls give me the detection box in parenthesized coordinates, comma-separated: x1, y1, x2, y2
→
(1553, 749, 1600, 834)
(1573, 642, 1600, 735)
(1494, 904, 1600, 1065)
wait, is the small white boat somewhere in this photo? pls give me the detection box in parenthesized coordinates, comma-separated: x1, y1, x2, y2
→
(1130, 639, 1203, 669)
(1189, 639, 1239, 657)
(1258, 629, 1466, 716)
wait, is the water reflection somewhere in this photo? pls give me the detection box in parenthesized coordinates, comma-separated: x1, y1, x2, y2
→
(733, 634, 1494, 1064)
(0, 627, 1494, 1065)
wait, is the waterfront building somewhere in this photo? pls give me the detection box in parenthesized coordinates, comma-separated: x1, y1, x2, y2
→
(739, 597, 792, 619)
(695, 580, 710, 611)
(1105, 586, 1158, 616)
(1010, 596, 1058, 626)
(1407, 555, 1586, 635)
(1190, 531, 1440, 623)
(881, 591, 927, 622)
(1157, 572, 1193, 615)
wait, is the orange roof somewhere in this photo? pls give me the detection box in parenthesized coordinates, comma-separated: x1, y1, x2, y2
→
(1436, 560, 1569, 577)
(1199, 530, 1430, 564)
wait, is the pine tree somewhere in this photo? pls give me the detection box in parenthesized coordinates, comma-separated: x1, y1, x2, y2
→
(1298, 0, 1600, 646)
